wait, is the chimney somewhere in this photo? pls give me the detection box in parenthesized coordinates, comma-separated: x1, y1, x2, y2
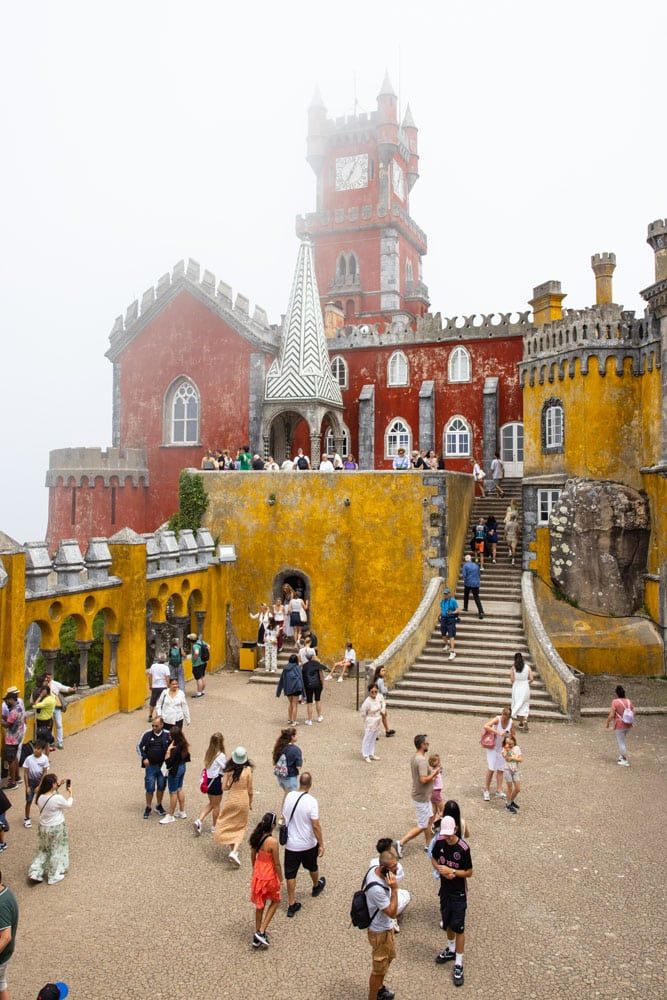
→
(529, 280, 566, 326)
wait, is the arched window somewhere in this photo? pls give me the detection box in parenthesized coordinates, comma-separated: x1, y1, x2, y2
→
(336, 254, 347, 281)
(444, 416, 472, 456)
(348, 253, 357, 280)
(331, 356, 348, 388)
(165, 377, 200, 445)
(542, 398, 564, 452)
(387, 350, 409, 387)
(385, 418, 412, 457)
(325, 426, 350, 458)
(448, 346, 471, 383)
(406, 259, 414, 284)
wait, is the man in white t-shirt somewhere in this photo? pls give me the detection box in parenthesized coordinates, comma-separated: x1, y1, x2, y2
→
(146, 656, 171, 722)
(318, 455, 335, 472)
(44, 671, 76, 750)
(281, 772, 325, 917)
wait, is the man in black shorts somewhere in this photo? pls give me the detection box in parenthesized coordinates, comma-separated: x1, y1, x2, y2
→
(430, 816, 473, 987)
(282, 772, 326, 917)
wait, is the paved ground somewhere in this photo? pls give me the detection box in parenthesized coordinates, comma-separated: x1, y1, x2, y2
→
(580, 673, 667, 709)
(6, 670, 666, 999)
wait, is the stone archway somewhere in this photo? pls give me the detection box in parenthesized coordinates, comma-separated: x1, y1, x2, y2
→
(272, 567, 311, 606)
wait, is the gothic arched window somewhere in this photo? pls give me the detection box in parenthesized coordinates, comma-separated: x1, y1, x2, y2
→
(448, 346, 471, 383)
(325, 425, 350, 458)
(385, 417, 412, 457)
(165, 377, 200, 445)
(444, 415, 472, 456)
(387, 350, 409, 387)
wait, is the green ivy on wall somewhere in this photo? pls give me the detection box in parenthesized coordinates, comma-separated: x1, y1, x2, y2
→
(168, 471, 209, 536)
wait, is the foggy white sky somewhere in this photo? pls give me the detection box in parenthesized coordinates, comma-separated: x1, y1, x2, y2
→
(0, 0, 664, 542)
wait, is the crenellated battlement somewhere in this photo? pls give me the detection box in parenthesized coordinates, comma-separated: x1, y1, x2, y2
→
(46, 448, 149, 488)
(105, 258, 279, 363)
(328, 309, 532, 350)
(648, 218, 667, 237)
(519, 303, 661, 386)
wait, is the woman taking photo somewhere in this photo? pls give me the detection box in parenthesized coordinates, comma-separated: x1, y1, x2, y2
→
(249, 812, 283, 948)
(194, 732, 227, 835)
(510, 652, 534, 730)
(359, 682, 384, 762)
(481, 706, 515, 801)
(214, 747, 254, 867)
(28, 773, 73, 885)
(159, 727, 191, 825)
(155, 677, 190, 729)
(272, 727, 302, 804)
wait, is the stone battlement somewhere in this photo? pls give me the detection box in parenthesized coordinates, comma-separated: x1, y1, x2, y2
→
(328, 309, 531, 350)
(519, 303, 661, 386)
(648, 218, 667, 237)
(46, 448, 149, 488)
(297, 203, 427, 252)
(105, 258, 279, 362)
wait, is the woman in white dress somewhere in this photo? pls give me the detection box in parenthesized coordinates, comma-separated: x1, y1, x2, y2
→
(360, 682, 385, 762)
(511, 652, 534, 731)
(481, 706, 515, 801)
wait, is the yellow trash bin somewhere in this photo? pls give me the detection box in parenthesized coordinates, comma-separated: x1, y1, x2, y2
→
(239, 643, 257, 671)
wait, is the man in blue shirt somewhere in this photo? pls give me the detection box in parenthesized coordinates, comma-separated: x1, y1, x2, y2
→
(439, 588, 460, 661)
(462, 554, 484, 620)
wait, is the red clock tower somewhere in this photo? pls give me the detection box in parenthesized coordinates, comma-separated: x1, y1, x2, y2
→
(296, 73, 429, 326)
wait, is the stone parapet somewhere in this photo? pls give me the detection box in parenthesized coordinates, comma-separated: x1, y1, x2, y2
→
(46, 448, 149, 488)
(328, 310, 531, 351)
(521, 572, 580, 720)
(297, 201, 427, 253)
(105, 258, 279, 363)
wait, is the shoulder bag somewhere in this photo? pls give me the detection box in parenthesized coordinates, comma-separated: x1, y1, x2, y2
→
(480, 726, 496, 749)
(279, 791, 306, 846)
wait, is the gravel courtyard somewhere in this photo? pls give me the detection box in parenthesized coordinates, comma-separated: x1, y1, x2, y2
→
(7, 670, 666, 999)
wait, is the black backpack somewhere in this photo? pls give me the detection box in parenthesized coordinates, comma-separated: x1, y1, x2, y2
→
(350, 873, 388, 929)
(200, 641, 210, 663)
(297, 456, 309, 470)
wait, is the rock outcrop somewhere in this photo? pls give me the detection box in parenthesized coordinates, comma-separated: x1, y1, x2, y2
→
(549, 479, 650, 616)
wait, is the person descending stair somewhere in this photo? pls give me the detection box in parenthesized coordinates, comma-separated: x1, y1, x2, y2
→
(440, 588, 460, 662)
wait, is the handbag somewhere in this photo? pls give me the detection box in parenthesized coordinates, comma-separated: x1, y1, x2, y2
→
(279, 791, 306, 846)
(200, 768, 209, 794)
(480, 728, 496, 749)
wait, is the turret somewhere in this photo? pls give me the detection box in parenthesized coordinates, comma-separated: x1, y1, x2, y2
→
(307, 85, 327, 176)
(376, 71, 398, 163)
(591, 252, 616, 306)
(647, 218, 667, 283)
(402, 104, 419, 191)
(529, 280, 566, 326)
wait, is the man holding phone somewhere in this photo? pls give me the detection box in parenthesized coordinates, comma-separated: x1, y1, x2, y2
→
(365, 849, 399, 1000)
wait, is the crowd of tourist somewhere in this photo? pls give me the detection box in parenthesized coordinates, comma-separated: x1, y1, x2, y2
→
(200, 445, 359, 472)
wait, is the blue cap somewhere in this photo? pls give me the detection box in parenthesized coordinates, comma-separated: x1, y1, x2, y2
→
(37, 984, 69, 1000)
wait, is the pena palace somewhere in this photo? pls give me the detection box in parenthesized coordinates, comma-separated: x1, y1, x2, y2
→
(45, 72, 667, 578)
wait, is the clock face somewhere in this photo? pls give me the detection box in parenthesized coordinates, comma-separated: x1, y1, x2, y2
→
(335, 154, 369, 191)
(392, 160, 405, 201)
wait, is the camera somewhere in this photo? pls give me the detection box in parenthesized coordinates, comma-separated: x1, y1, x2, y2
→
(65, 779, 71, 790)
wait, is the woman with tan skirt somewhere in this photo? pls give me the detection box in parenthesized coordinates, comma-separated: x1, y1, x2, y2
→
(214, 746, 254, 867)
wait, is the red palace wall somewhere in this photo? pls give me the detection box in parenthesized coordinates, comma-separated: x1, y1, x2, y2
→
(117, 290, 269, 530)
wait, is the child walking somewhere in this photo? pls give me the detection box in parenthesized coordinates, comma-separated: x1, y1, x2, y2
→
(249, 812, 283, 949)
(501, 734, 523, 814)
(429, 753, 444, 824)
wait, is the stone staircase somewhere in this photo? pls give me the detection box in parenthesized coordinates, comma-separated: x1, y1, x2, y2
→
(387, 479, 565, 720)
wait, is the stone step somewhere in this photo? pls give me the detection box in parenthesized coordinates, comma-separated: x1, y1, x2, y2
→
(395, 674, 547, 694)
(405, 661, 535, 681)
(386, 697, 565, 721)
(417, 655, 531, 671)
(421, 642, 531, 658)
(391, 685, 554, 708)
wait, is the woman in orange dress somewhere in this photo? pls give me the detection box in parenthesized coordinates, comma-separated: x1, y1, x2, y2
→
(249, 811, 282, 948)
(214, 747, 254, 867)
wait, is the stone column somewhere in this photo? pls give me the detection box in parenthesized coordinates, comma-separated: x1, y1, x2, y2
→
(195, 610, 207, 639)
(172, 615, 190, 648)
(358, 384, 375, 469)
(76, 640, 93, 690)
(418, 380, 435, 453)
(106, 633, 120, 685)
(152, 622, 171, 660)
(310, 433, 322, 469)
(40, 648, 59, 678)
(482, 377, 499, 474)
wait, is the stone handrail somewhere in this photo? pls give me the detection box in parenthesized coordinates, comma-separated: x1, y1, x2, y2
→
(521, 571, 580, 720)
(368, 576, 444, 688)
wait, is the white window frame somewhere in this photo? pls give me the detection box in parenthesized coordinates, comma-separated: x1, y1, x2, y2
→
(385, 417, 412, 458)
(387, 350, 409, 387)
(538, 489, 561, 524)
(325, 426, 350, 458)
(545, 404, 564, 450)
(331, 355, 348, 389)
(164, 376, 200, 446)
(448, 346, 471, 383)
(444, 415, 472, 457)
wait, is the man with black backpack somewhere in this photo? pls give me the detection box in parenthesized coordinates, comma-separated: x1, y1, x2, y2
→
(357, 849, 399, 1000)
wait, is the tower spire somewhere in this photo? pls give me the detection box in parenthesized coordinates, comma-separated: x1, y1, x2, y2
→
(378, 69, 397, 98)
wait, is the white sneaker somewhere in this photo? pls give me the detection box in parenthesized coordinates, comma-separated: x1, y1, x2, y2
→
(482, 790, 490, 801)
(448, 651, 456, 660)
(364, 756, 372, 763)
(316, 715, 324, 723)
(159, 814, 176, 825)
(194, 819, 202, 835)
(495, 791, 506, 799)
(392, 918, 400, 932)
(229, 851, 241, 867)
(337, 676, 343, 683)
(174, 810, 187, 819)
(305, 720, 313, 726)
(618, 758, 630, 767)
(24, 818, 32, 828)
(47, 874, 65, 885)
(324, 676, 332, 682)
(370, 755, 381, 761)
